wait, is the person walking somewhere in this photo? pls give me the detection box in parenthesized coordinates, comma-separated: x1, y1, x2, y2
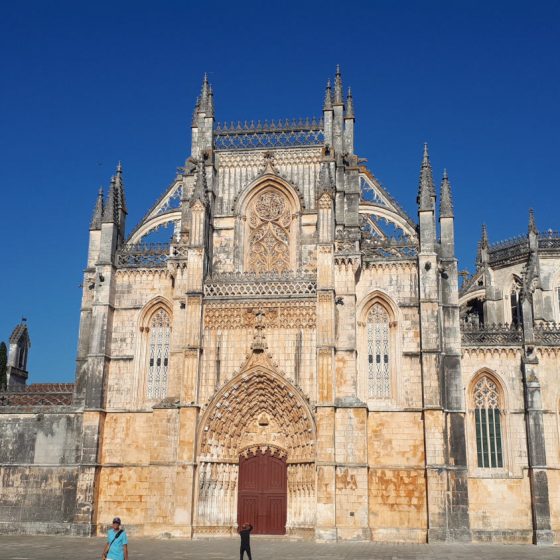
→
(101, 517, 128, 560)
(238, 522, 253, 560)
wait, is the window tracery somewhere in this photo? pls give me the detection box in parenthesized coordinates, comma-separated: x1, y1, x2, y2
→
(366, 303, 391, 398)
(473, 375, 503, 468)
(247, 190, 292, 273)
(147, 309, 171, 400)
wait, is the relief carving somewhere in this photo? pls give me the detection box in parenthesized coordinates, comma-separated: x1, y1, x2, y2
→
(248, 190, 292, 273)
(204, 301, 316, 330)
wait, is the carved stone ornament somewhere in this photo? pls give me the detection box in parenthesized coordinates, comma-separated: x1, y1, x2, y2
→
(248, 190, 292, 273)
(204, 301, 316, 330)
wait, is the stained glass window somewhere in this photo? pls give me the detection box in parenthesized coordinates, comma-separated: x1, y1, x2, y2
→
(474, 375, 503, 468)
(147, 309, 171, 400)
(367, 303, 391, 398)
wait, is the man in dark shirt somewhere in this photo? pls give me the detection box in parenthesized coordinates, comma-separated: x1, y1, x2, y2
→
(239, 522, 253, 560)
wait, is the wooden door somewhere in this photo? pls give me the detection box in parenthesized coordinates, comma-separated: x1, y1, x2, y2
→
(238, 451, 287, 535)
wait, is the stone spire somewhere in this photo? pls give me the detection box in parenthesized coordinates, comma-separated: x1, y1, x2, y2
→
(192, 96, 200, 125)
(480, 223, 488, 249)
(114, 161, 127, 215)
(323, 79, 333, 110)
(417, 143, 435, 210)
(197, 73, 214, 115)
(102, 176, 118, 224)
(476, 224, 489, 268)
(207, 85, 215, 117)
(333, 64, 343, 105)
(439, 169, 453, 218)
(90, 186, 104, 230)
(528, 208, 537, 235)
(345, 87, 354, 118)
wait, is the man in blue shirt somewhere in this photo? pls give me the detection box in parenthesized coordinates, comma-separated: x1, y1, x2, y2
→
(101, 517, 128, 560)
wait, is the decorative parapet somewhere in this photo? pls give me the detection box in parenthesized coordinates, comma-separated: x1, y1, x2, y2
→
(204, 272, 316, 298)
(488, 236, 529, 265)
(461, 323, 522, 346)
(214, 117, 324, 150)
(534, 322, 560, 345)
(487, 231, 560, 266)
(116, 241, 188, 268)
(361, 237, 418, 261)
(538, 230, 560, 251)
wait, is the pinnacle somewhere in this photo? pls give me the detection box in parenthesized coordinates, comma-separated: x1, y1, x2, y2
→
(90, 186, 104, 230)
(323, 79, 333, 110)
(102, 178, 117, 224)
(439, 169, 453, 218)
(417, 143, 435, 210)
(114, 161, 127, 215)
(198, 73, 213, 114)
(333, 64, 343, 105)
(528, 208, 537, 234)
(481, 223, 488, 248)
(346, 87, 354, 118)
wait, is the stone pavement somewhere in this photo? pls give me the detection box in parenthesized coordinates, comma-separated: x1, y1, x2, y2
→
(1, 536, 559, 560)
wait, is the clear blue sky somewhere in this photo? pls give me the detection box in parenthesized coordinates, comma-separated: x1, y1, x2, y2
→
(1, 1, 559, 383)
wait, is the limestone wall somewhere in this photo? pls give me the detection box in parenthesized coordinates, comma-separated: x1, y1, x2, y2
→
(0, 411, 82, 534)
(368, 412, 427, 543)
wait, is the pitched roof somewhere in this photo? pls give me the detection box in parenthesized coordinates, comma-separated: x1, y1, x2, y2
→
(0, 383, 74, 406)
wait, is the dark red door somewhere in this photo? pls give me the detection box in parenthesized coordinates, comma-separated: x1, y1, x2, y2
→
(238, 451, 287, 535)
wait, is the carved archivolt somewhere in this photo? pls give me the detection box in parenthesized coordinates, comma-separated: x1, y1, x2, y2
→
(198, 365, 315, 464)
(204, 301, 316, 330)
(247, 190, 292, 273)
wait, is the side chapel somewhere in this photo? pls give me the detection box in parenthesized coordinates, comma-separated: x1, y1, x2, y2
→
(2, 68, 560, 545)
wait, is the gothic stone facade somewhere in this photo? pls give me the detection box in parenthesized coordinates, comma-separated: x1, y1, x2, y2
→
(1, 70, 560, 544)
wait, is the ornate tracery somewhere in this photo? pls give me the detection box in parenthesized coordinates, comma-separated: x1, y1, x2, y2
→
(366, 303, 391, 398)
(146, 309, 171, 399)
(473, 375, 503, 468)
(247, 190, 292, 273)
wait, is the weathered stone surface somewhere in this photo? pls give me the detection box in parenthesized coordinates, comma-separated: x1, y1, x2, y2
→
(1, 72, 560, 545)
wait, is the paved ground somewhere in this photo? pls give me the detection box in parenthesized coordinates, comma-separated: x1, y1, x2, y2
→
(0, 535, 559, 560)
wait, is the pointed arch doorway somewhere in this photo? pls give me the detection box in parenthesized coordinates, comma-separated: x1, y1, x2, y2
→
(237, 448, 287, 535)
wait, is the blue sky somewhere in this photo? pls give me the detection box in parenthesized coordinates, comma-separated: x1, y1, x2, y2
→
(1, 0, 559, 383)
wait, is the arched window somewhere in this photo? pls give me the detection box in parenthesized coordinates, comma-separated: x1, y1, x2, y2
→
(473, 375, 503, 468)
(247, 189, 292, 273)
(366, 303, 391, 399)
(146, 309, 171, 400)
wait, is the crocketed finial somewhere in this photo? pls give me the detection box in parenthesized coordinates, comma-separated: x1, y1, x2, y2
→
(417, 142, 435, 210)
(439, 169, 453, 218)
(528, 208, 537, 235)
(90, 186, 104, 230)
(198, 73, 212, 114)
(345, 87, 354, 118)
(323, 79, 332, 110)
(114, 161, 127, 216)
(334, 65, 343, 104)
(102, 176, 118, 224)
(481, 224, 488, 249)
